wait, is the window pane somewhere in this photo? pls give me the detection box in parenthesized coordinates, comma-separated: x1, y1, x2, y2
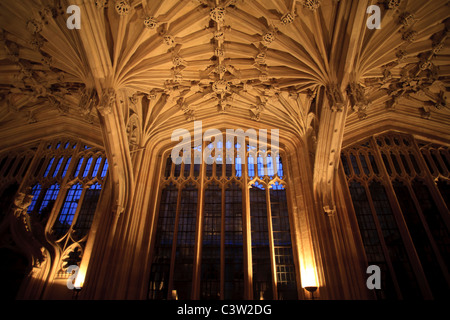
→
(393, 181, 448, 299)
(38, 184, 60, 217)
(270, 186, 297, 299)
(27, 184, 42, 214)
(149, 184, 178, 300)
(250, 182, 273, 300)
(173, 184, 198, 300)
(224, 183, 244, 299)
(369, 181, 421, 299)
(73, 183, 102, 240)
(200, 184, 221, 300)
(348, 181, 397, 299)
(53, 184, 83, 238)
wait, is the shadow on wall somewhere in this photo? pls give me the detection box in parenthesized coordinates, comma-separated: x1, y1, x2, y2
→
(0, 247, 29, 300)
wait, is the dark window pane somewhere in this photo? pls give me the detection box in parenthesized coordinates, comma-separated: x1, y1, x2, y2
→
(201, 184, 221, 300)
(73, 183, 102, 240)
(348, 181, 397, 299)
(393, 181, 449, 299)
(54, 184, 82, 238)
(369, 181, 421, 299)
(250, 183, 273, 300)
(224, 183, 244, 299)
(173, 184, 198, 300)
(411, 180, 450, 271)
(149, 184, 178, 300)
(270, 186, 298, 299)
(341, 154, 351, 176)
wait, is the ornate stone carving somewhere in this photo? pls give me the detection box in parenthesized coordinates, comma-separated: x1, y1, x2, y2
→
(144, 17, 158, 29)
(97, 88, 116, 116)
(210, 7, 225, 23)
(163, 35, 175, 46)
(96, 0, 109, 9)
(347, 82, 370, 119)
(326, 84, 344, 112)
(384, 0, 401, 10)
(399, 12, 415, 27)
(115, 0, 130, 15)
(26, 20, 42, 34)
(214, 48, 224, 57)
(212, 80, 230, 94)
(303, 0, 321, 11)
(402, 30, 417, 42)
(262, 32, 275, 46)
(214, 30, 225, 41)
(255, 50, 267, 65)
(281, 12, 294, 25)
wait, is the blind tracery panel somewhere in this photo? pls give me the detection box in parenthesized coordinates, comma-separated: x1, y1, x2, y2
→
(149, 140, 298, 300)
(342, 133, 450, 300)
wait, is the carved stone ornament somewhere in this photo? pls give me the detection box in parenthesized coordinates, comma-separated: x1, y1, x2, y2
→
(399, 12, 415, 27)
(26, 19, 42, 34)
(212, 80, 230, 94)
(385, 0, 401, 10)
(326, 84, 344, 112)
(144, 17, 158, 29)
(163, 35, 175, 46)
(402, 30, 417, 42)
(281, 12, 294, 25)
(303, 0, 321, 11)
(262, 32, 275, 46)
(95, 0, 108, 9)
(115, 0, 130, 15)
(97, 88, 116, 116)
(347, 82, 370, 115)
(210, 7, 225, 23)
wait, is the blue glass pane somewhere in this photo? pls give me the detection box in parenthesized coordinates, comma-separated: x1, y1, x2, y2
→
(27, 184, 42, 213)
(272, 181, 284, 190)
(257, 155, 264, 177)
(52, 157, 64, 178)
(55, 142, 61, 149)
(64, 142, 70, 149)
(276, 155, 284, 177)
(54, 184, 83, 237)
(74, 158, 83, 177)
(43, 157, 55, 177)
(101, 158, 108, 178)
(248, 156, 255, 178)
(252, 181, 265, 190)
(235, 156, 242, 177)
(83, 157, 93, 178)
(267, 155, 274, 177)
(92, 157, 102, 177)
(38, 184, 60, 214)
(62, 157, 72, 177)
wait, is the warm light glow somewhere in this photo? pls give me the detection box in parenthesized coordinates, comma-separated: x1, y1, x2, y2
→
(74, 269, 86, 289)
(301, 266, 318, 288)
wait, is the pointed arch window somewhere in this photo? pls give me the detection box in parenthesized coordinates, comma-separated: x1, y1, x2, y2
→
(149, 139, 298, 300)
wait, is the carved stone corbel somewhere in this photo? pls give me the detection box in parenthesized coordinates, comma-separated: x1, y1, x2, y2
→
(97, 88, 116, 116)
(326, 83, 345, 112)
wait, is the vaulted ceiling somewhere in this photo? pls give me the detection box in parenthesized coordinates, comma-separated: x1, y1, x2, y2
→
(0, 0, 449, 149)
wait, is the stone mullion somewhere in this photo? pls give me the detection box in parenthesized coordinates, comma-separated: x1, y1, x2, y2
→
(371, 136, 433, 299)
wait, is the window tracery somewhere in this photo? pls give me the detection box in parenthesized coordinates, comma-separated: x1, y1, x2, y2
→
(0, 138, 108, 282)
(149, 139, 298, 300)
(342, 132, 450, 299)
